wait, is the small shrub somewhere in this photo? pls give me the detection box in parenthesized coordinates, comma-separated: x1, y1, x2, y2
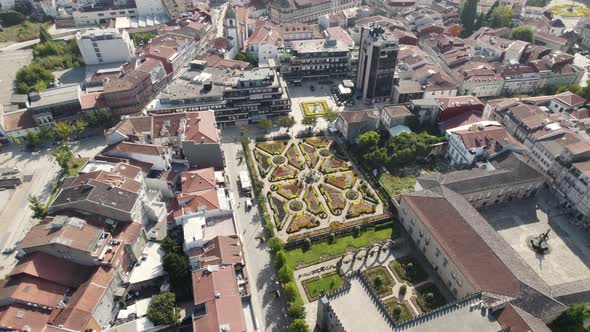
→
(328, 232, 335, 244)
(373, 275, 384, 290)
(274, 250, 287, 269)
(268, 237, 284, 255)
(279, 265, 294, 283)
(392, 305, 402, 316)
(399, 284, 407, 297)
(353, 225, 361, 238)
(288, 304, 306, 319)
(303, 238, 312, 250)
(284, 282, 298, 303)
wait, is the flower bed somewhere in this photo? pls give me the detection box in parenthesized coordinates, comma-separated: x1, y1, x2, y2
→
(256, 140, 287, 155)
(320, 157, 351, 174)
(270, 164, 298, 182)
(388, 256, 429, 285)
(363, 266, 395, 297)
(299, 143, 319, 168)
(359, 183, 379, 204)
(346, 201, 376, 218)
(286, 213, 320, 233)
(304, 186, 326, 216)
(319, 148, 331, 157)
(289, 200, 304, 211)
(415, 283, 447, 313)
(305, 136, 331, 149)
(272, 155, 286, 165)
(254, 150, 273, 178)
(277, 180, 303, 200)
(319, 184, 346, 214)
(267, 193, 288, 230)
(325, 172, 357, 190)
(301, 100, 329, 117)
(286, 144, 305, 170)
(346, 190, 359, 200)
(551, 4, 590, 17)
(383, 298, 413, 322)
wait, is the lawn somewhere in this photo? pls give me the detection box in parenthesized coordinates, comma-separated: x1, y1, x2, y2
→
(551, 4, 590, 17)
(302, 272, 343, 301)
(363, 266, 395, 297)
(67, 157, 88, 176)
(301, 100, 329, 116)
(378, 173, 416, 197)
(0, 21, 47, 43)
(285, 221, 395, 269)
(389, 256, 428, 285)
(383, 298, 413, 322)
(415, 283, 447, 313)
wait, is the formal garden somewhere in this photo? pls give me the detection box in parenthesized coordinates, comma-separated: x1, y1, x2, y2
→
(248, 136, 388, 241)
(301, 100, 329, 116)
(550, 4, 590, 17)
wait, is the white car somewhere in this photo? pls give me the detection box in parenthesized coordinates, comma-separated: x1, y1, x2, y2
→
(245, 198, 252, 210)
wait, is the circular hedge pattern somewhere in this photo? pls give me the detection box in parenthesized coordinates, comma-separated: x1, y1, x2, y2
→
(319, 148, 331, 157)
(272, 155, 286, 165)
(334, 209, 342, 216)
(290, 200, 303, 211)
(346, 190, 359, 200)
(319, 212, 327, 219)
(270, 184, 278, 191)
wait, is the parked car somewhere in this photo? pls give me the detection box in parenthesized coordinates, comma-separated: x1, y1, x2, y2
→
(246, 198, 252, 210)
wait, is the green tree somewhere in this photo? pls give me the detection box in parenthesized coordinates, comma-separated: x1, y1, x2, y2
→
(489, 5, 513, 28)
(234, 52, 258, 66)
(24, 130, 41, 147)
(510, 26, 534, 42)
(160, 237, 182, 255)
(283, 282, 298, 303)
(290, 319, 310, 332)
(28, 195, 47, 219)
(373, 275, 384, 290)
(162, 252, 191, 297)
(301, 116, 317, 129)
(324, 109, 338, 122)
(39, 26, 52, 44)
(550, 304, 590, 332)
(15, 64, 54, 93)
(474, 12, 486, 31)
(277, 116, 296, 131)
(146, 291, 180, 325)
(132, 32, 156, 46)
(54, 121, 74, 141)
(257, 118, 273, 132)
(357, 131, 380, 151)
(74, 118, 87, 137)
(51, 142, 73, 173)
(274, 250, 287, 269)
(0, 10, 25, 26)
(399, 284, 408, 297)
(240, 124, 249, 136)
(386, 132, 441, 167)
(268, 236, 284, 255)
(278, 264, 293, 283)
(39, 124, 55, 141)
(303, 238, 312, 250)
(13, 0, 33, 16)
(10, 136, 22, 145)
(460, 0, 478, 36)
(288, 304, 306, 319)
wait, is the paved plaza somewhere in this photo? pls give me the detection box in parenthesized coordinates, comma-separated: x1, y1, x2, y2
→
(481, 190, 590, 287)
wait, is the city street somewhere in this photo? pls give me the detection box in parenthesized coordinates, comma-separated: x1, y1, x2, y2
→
(221, 126, 291, 332)
(0, 136, 106, 279)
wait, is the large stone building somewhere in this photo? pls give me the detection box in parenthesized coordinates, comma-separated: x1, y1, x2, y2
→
(268, 0, 361, 24)
(356, 26, 399, 103)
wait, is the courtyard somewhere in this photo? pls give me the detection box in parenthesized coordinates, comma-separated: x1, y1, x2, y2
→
(480, 190, 590, 287)
(247, 136, 388, 241)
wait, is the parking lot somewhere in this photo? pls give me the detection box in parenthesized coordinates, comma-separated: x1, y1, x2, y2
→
(0, 136, 105, 278)
(0, 49, 33, 106)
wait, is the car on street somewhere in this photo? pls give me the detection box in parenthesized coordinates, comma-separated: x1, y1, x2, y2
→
(246, 198, 252, 210)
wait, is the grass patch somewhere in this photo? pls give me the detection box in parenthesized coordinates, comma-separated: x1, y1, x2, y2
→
(363, 266, 394, 297)
(551, 4, 590, 17)
(301, 100, 329, 116)
(0, 21, 47, 43)
(383, 298, 413, 322)
(302, 272, 343, 301)
(67, 157, 88, 176)
(378, 173, 416, 197)
(389, 256, 428, 285)
(415, 283, 447, 313)
(285, 221, 395, 269)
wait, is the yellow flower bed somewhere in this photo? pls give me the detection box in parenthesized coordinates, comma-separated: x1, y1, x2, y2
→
(301, 100, 329, 116)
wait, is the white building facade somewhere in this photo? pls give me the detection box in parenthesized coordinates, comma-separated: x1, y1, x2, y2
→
(76, 28, 136, 65)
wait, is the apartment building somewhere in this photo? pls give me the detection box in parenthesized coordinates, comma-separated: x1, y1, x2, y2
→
(76, 28, 136, 65)
(278, 37, 352, 82)
(268, 0, 361, 24)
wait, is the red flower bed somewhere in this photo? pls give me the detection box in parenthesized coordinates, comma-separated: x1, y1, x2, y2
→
(320, 157, 350, 174)
(256, 141, 287, 155)
(346, 201, 376, 218)
(304, 137, 331, 149)
(286, 213, 320, 233)
(320, 184, 346, 213)
(304, 186, 326, 216)
(270, 165, 297, 182)
(325, 172, 357, 190)
(277, 180, 303, 200)
(299, 143, 319, 168)
(286, 144, 305, 170)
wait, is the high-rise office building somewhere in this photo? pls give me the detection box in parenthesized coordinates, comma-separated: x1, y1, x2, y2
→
(356, 26, 399, 103)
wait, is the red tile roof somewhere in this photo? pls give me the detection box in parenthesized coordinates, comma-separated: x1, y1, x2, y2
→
(570, 108, 590, 120)
(192, 267, 246, 332)
(402, 193, 520, 297)
(103, 141, 166, 156)
(0, 304, 51, 332)
(452, 124, 520, 150)
(9, 252, 93, 288)
(0, 275, 68, 308)
(2, 110, 36, 132)
(555, 91, 587, 108)
(181, 167, 216, 193)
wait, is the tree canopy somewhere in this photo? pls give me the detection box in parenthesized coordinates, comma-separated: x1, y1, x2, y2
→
(460, 0, 478, 36)
(357, 131, 381, 152)
(146, 292, 180, 325)
(550, 304, 590, 332)
(161, 237, 192, 299)
(234, 52, 258, 66)
(15, 64, 54, 93)
(510, 26, 534, 42)
(257, 118, 273, 132)
(0, 10, 25, 26)
(277, 116, 296, 130)
(356, 132, 442, 168)
(489, 5, 513, 28)
(28, 195, 47, 219)
(51, 142, 74, 173)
